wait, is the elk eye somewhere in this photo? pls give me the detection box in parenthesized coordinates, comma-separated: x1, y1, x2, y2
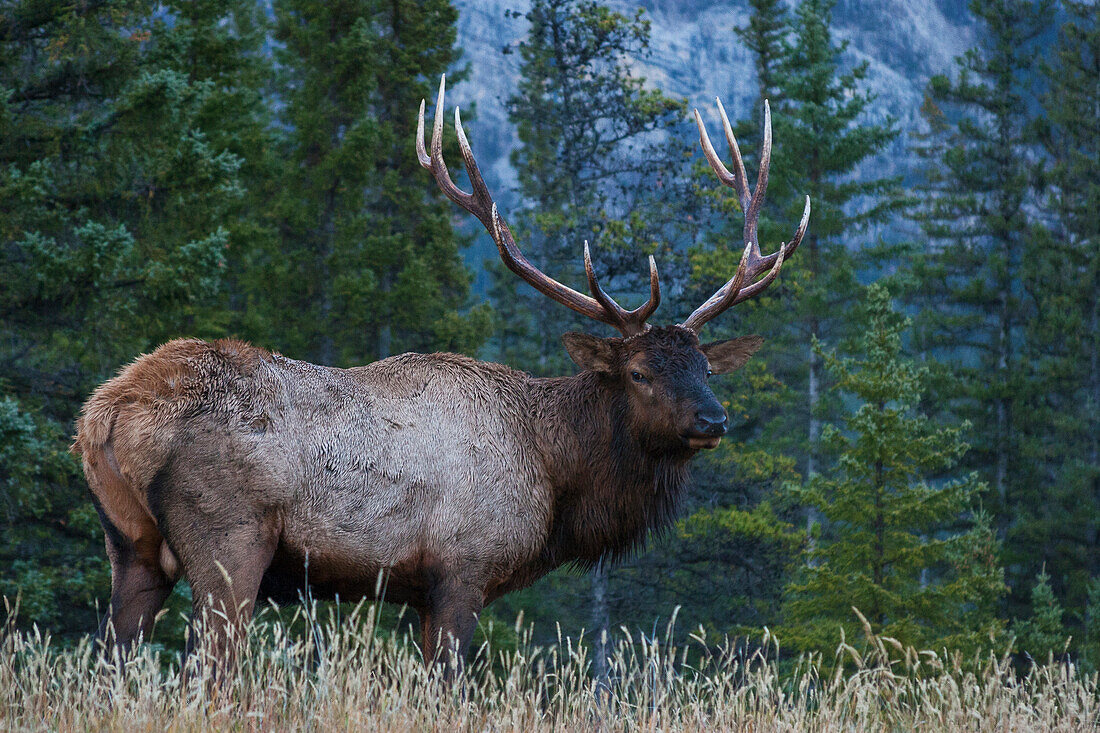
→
(706, 369, 713, 377)
(630, 371, 647, 384)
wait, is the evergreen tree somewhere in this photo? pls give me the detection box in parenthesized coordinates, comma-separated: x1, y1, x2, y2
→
(692, 0, 901, 499)
(259, 0, 490, 367)
(781, 285, 1005, 654)
(734, 0, 789, 112)
(0, 1, 247, 636)
(769, 0, 902, 483)
(908, 0, 1053, 620)
(1018, 0, 1100, 648)
(675, 0, 902, 636)
(496, 0, 688, 373)
(146, 0, 279, 333)
(1013, 568, 1067, 663)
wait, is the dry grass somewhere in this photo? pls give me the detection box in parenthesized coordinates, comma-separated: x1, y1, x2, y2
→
(1, 603, 1096, 732)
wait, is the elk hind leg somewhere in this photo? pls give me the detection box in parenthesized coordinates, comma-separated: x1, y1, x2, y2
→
(177, 519, 278, 680)
(95, 515, 177, 655)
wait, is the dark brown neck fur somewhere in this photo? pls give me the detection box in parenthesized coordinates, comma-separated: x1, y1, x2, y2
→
(529, 370, 694, 570)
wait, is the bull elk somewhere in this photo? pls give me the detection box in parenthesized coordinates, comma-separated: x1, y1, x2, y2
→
(73, 76, 809, 669)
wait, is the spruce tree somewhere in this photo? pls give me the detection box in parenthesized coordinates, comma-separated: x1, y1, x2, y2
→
(781, 285, 1005, 654)
(1019, 0, 1100, 649)
(1013, 569, 1067, 663)
(908, 0, 1053, 621)
(261, 0, 490, 367)
(0, 1, 247, 636)
(769, 0, 902, 483)
(691, 0, 901, 498)
(497, 0, 688, 373)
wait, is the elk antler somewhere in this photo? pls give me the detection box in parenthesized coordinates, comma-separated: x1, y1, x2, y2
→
(680, 98, 811, 333)
(417, 75, 660, 337)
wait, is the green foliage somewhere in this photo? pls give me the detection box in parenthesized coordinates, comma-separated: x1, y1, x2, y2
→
(1020, 0, 1100, 645)
(781, 285, 1005, 655)
(254, 0, 490, 366)
(0, 0, 253, 638)
(904, 0, 1099, 656)
(908, 0, 1049, 506)
(494, 0, 689, 373)
(1013, 569, 1068, 664)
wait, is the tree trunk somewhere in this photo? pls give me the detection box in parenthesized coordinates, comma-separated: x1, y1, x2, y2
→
(995, 280, 1009, 502)
(378, 324, 391, 361)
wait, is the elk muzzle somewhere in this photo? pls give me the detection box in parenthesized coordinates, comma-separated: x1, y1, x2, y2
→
(682, 405, 728, 450)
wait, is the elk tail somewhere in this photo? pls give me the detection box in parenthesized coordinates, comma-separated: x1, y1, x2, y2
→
(73, 376, 180, 581)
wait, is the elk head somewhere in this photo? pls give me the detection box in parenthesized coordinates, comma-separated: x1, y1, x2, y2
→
(417, 77, 810, 451)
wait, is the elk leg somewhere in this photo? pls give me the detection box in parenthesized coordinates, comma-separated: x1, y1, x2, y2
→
(421, 580, 483, 675)
(175, 519, 277, 678)
(97, 545, 175, 654)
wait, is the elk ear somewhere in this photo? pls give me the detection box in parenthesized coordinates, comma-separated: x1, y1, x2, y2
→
(700, 335, 764, 375)
(562, 332, 617, 373)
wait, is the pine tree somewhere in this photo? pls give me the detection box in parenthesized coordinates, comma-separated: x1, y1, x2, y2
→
(1013, 569, 1067, 664)
(0, 1, 247, 637)
(908, 0, 1053, 621)
(496, 0, 688, 373)
(676, 0, 903, 636)
(259, 0, 490, 367)
(1018, 0, 1100, 649)
(781, 284, 1005, 654)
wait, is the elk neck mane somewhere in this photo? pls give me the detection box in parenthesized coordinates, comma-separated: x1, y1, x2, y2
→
(529, 368, 693, 570)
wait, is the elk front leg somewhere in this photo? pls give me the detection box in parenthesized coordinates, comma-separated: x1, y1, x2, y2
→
(420, 579, 483, 675)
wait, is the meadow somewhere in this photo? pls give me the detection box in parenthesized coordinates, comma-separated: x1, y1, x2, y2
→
(1, 603, 1096, 732)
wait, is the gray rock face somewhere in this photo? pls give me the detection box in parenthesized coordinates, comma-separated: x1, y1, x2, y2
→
(445, 0, 975, 283)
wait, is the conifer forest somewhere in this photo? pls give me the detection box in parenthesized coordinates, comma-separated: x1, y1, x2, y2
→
(1, 0, 1098, 725)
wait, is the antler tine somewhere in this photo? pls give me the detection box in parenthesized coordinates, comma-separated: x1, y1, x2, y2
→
(679, 240, 753, 332)
(416, 99, 431, 169)
(417, 75, 477, 214)
(454, 106, 495, 211)
(681, 99, 810, 332)
(582, 244, 662, 335)
(584, 242, 629, 332)
(420, 75, 661, 337)
(715, 98, 751, 212)
(694, 108, 744, 204)
(638, 255, 661, 324)
(743, 99, 772, 255)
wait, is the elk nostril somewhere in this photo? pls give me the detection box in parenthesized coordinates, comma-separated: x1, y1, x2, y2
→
(693, 412, 728, 437)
